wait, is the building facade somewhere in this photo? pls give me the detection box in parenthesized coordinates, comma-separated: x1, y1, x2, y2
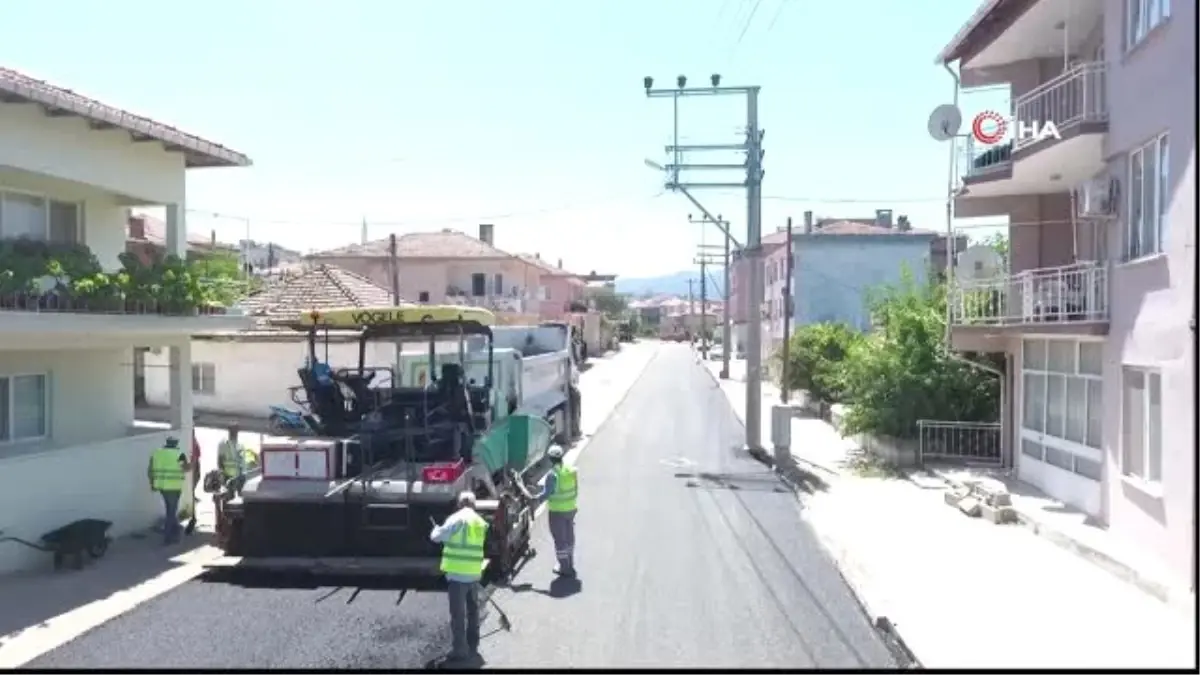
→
(0, 66, 251, 574)
(938, 0, 1194, 592)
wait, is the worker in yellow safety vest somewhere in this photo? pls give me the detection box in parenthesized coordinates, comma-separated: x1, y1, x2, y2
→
(429, 491, 490, 663)
(147, 436, 190, 545)
(217, 424, 248, 496)
(535, 445, 578, 578)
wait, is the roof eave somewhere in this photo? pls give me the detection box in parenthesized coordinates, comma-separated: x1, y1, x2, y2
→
(934, 0, 1006, 65)
(0, 70, 252, 169)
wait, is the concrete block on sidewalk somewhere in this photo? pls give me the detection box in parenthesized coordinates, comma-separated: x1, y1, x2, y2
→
(956, 496, 982, 517)
(944, 488, 969, 507)
(980, 503, 1017, 525)
(973, 478, 1012, 507)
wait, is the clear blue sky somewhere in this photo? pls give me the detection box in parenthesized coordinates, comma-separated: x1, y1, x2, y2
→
(2, 0, 1006, 278)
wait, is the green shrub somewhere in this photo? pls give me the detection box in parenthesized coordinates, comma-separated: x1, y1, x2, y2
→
(777, 322, 862, 404)
(839, 269, 999, 439)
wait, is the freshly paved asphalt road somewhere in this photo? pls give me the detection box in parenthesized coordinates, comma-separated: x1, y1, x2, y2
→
(30, 344, 896, 669)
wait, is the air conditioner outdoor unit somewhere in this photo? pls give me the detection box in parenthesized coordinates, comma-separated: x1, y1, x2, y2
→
(1078, 177, 1119, 218)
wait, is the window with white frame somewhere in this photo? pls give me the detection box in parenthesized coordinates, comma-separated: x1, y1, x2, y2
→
(0, 190, 81, 243)
(1121, 367, 1162, 484)
(1126, 133, 1170, 260)
(191, 363, 216, 395)
(1126, 0, 1171, 50)
(0, 373, 49, 443)
(1020, 339, 1104, 481)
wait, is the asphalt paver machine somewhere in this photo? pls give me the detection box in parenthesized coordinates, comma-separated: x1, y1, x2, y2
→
(207, 304, 554, 580)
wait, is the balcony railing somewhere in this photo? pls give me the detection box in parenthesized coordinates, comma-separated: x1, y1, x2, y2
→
(0, 277, 250, 317)
(445, 292, 527, 314)
(950, 261, 1109, 327)
(959, 136, 1013, 181)
(1013, 61, 1107, 152)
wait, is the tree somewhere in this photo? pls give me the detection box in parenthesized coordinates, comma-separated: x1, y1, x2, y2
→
(777, 322, 862, 404)
(979, 232, 1009, 266)
(839, 268, 1000, 439)
(589, 287, 628, 317)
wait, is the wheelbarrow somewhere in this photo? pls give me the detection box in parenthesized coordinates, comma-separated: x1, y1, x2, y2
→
(0, 518, 113, 571)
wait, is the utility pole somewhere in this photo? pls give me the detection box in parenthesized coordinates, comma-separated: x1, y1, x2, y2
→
(692, 214, 735, 379)
(645, 74, 764, 451)
(693, 249, 724, 362)
(780, 216, 795, 404)
(388, 233, 400, 306)
(687, 278, 695, 340)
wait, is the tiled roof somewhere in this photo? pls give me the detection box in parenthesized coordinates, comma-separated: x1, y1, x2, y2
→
(237, 264, 395, 318)
(127, 215, 234, 250)
(0, 67, 250, 168)
(812, 221, 937, 236)
(310, 229, 514, 259)
(516, 253, 583, 282)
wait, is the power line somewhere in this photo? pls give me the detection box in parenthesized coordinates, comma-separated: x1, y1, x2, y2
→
(185, 191, 665, 231)
(725, 0, 765, 63)
(764, 0, 788, 32)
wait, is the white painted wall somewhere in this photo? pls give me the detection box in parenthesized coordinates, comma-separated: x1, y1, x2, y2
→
(0, 348, 167, 574)
(0, 103, 185, 205)
(144, 339, 398, 418)
(0, 348, 135, 450)
(0, 168, 131, 272)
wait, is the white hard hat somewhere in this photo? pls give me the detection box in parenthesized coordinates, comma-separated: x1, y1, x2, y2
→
(547, 445, 565, 461)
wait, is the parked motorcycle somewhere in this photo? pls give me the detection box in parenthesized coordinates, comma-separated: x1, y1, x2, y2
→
(268, 405, 316, 435)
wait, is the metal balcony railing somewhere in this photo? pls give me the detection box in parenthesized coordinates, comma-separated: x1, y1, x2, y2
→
(445, 292, 527, 314)
(959, 135, 1013, 181)
(1014, 61, 1108, 151)
(950, 261, 1109, 326)
(0, 278, 250, 317)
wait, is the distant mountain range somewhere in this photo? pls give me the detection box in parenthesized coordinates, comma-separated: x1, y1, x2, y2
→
(614, 271, 697, 297)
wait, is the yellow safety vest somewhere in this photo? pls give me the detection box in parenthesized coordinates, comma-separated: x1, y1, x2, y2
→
(440, 510, 489, 580)
(547, 465, 578, 513)
(219, 440, 245, 478)
(151, 448, 185, 492)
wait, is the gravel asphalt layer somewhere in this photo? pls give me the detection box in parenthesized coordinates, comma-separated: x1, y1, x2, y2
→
(30, 344, 896, 669)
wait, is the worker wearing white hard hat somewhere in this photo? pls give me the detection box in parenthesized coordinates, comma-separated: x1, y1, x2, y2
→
(534, 445, 578, 577)
(430, 491, 489, 663)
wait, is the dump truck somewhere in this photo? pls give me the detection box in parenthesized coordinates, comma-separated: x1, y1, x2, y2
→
(206, 305, 578, 579)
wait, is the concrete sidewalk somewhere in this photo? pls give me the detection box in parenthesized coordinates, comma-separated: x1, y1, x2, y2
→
(704, 359, 1197, 669)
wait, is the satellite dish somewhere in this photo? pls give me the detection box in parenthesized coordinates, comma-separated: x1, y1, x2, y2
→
(927, 104, 963, 142)
(954, 244, 1004, 281)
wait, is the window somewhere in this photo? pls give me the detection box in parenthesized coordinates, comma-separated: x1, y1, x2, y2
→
(418, 291, 430, 302)
(191, 363, 216, 396)
(1126, 0, 1170, 50)
(1121, 367, 1162, 483)
(0, 373, 49, 443)
(1126, 133, 1169, 260)
(1021, 339, 1104, 481)
(0, 191, 80, 242)
(493, 274, 503, 296)
(470, 273, 486, 297)
(538, 286, 549, 301)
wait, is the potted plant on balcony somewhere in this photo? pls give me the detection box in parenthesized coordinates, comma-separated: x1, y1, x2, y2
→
(71, 273, 125, 312)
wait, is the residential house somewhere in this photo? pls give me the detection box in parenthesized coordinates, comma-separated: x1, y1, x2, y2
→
(938, 0, 1194, 593)
(792, 219, 938, 331)
(732, 210, 967, 361)
(0, 67, 251, 574)
(126, 213, 237, 264)
(306, 224, 540, 322)
(516, 253, 587, 320)
(238, 239, 303, 273)
(144, 264, 396, 419)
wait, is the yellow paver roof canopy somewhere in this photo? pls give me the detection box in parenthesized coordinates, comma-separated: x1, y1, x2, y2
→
(293, 304, 496, 329)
